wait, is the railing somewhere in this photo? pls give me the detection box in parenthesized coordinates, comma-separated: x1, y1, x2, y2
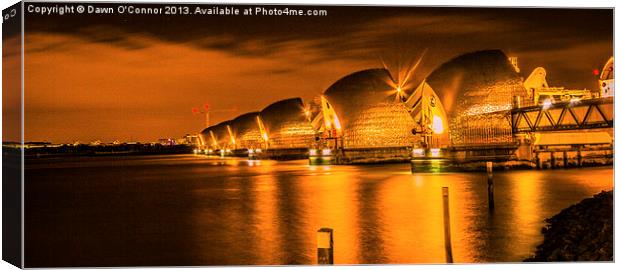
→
(511, 97, 613, 133)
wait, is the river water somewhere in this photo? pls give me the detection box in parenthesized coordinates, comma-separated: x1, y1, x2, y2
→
(25, 154, 613, 267)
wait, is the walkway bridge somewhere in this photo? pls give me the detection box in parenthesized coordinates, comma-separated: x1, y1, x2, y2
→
(510, 97, 613, 134)
(412, 97, 615, 171)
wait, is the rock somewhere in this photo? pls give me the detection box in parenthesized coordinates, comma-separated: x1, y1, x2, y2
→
(524, 190, 613, 262)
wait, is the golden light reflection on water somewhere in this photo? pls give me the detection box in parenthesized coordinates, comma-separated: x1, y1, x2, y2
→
(508, 171, 544, 259)
(381, 174, 444, 263)
(253, 174, 280, 264)
(188, 158, 612, 264)
(378, 173, 483, 263)
(300, 167, 361, 264)
(440, 174, 480, 263)
(26, 155, 612, 266)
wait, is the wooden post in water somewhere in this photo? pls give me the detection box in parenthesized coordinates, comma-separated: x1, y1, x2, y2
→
(317, 228, 334, 264)
(486, 161, 495, 210)
(442, 187, 454, 263)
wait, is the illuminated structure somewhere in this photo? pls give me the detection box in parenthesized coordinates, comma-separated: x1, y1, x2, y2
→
(259, 98, 315, 149)
(425, 50, 528, 146)
(599, 57, 614, 97)
(195, 50, 613, 168)
(200, 98, 314, 155)
(200, 127, 216, 149)
(318, 69, 419, 149)
(404, 80, 450, 148)
(303, 68, 451, 164)
(210, 120, 234, 150)
(198, 127, 208, 148)
(229, 112, 263, 150)
(523, 67, 592, 105)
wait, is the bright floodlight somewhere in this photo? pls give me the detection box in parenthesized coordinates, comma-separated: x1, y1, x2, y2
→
(432, 115, 444, 134)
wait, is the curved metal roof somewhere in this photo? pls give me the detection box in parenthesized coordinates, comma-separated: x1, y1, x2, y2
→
(259, 97, 314, 149)
(323, 68, 397, 130)
(230, 112, 263, 149)
(425, 50, 526, 145)
(210, 120, 233, 149)
(322, 68, 418, 148)
(426, 49, 527, 117)
(199, 126, 216, 148)
(324, 68, 396, 106)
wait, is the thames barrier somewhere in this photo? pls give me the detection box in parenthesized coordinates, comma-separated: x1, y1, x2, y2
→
(196, 50, 614, 172)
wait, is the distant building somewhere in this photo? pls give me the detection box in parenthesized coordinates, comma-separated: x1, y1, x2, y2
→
(158, 138, 176, 146)
(176, 134, 200, 145)
(23, 142, 53, 148)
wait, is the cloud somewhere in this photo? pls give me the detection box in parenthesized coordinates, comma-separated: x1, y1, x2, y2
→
(21, 7, 613, 143)
(23, 32, 372, 143)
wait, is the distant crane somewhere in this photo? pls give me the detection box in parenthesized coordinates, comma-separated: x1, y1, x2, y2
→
(192, 103, 237, 128)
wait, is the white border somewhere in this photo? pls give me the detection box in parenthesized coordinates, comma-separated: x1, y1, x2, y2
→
(0, 1, 617, 270)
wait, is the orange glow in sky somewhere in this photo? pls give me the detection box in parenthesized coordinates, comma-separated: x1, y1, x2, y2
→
(16, 7, 612, 143)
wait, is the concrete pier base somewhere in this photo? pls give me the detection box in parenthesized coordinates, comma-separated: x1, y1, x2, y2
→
(411, 143, 534, 173)
(410, 142, 613, 173)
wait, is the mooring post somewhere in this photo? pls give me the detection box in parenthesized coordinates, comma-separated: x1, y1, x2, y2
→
(550, 152, 556, 169)
(563, 151, 568, 168)
(486, 161, 495, 210)
(317, 228, 334, 264)
(535, 152, 541, 169)
(577, 147, 583, 167)
(442, 187, 454, 263)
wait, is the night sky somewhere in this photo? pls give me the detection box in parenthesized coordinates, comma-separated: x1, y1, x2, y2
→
(13, 3, 613, 143)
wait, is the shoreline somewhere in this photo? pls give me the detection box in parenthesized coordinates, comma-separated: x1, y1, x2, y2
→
(525, 190, 614, 262)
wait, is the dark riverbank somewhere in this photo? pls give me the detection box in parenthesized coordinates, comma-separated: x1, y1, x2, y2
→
(526, 190, 613, 262)
(20, 143, 194, 158)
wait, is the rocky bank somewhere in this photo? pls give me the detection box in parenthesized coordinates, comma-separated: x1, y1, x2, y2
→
(525, 190, 613, 262)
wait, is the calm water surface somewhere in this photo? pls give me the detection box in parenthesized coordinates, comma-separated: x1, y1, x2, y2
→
(25, 154, 613, 267)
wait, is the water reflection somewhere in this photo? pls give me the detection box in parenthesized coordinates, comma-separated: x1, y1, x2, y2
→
(302, 166, 361, 264)
(273, 172, 309, 264)
(25, 155, 614, 266)
(356, 178, 388, 263)
(252, 174, 280, 264)
(508, 171, 544, 260)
